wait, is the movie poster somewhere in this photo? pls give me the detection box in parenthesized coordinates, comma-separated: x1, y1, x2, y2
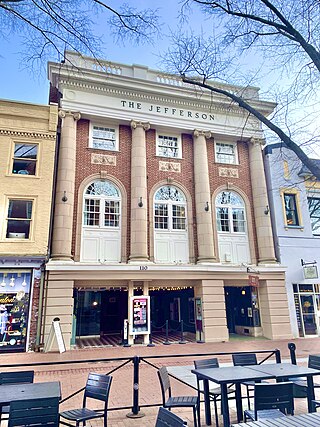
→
(130, 296, 150, 334)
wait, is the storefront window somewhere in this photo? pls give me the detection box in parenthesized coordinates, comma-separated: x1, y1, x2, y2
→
(293, 284, 320, 337)
(0, 270, 32, 352)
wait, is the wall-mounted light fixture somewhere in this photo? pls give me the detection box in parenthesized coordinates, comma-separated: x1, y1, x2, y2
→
(0, 275, 6, 287)
(241, 288, 246, 295)
(138, 197, 143, 208)
(62, 191, 68, 203)
(9, 276, 15, 287)
(204, 201, 209, 212)
(264, 205, 270, 215)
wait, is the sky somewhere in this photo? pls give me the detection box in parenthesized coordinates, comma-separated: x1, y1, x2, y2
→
(0, 0, 318, 156)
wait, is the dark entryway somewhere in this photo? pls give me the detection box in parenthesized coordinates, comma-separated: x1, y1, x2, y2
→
(100, 290, 128, 335)
(224, 286, 261, 336)
(149, 287, 196, 335)
(75, 289, 128, 338)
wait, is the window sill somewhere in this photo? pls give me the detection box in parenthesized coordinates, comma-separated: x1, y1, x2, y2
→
(284, 225, 304, 231)
(156, 155, 183, 160)
(6, 174, 40, 179)
(87, 147, 119, 153)
(214, 161, 239, 166)
(2, 239, 34, 242)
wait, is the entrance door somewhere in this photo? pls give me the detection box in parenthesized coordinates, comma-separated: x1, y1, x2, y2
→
(154, 186, 189, 263)
(100, 290, 128, 335)
(300, 294, 318, 336)
(216, 191, 250, 264)
(81, 180, 121, 262)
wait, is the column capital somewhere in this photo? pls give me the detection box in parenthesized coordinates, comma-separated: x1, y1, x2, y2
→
(249, 137, 266, 147)
(193, 129, 212, 139)
(58, 110, 81, 121)
(130, 120, 150, 131)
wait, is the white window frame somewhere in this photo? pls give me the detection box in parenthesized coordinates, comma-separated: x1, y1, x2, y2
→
(215, 142, 238, 165)
(10, 141, 40, 177)
(89, 122, 119, 151)
(216, 191, 247, 234)
(4, 197, 35, 240)
(156, 133, 182, 159)
(307, 190, 320, 236)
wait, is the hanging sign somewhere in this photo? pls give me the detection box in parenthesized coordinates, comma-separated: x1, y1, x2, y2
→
(303, 266, 318, 279)
(129, 296, 150, 335)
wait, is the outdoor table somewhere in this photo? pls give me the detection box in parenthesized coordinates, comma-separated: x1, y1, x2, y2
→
(231, 411, 320, 426)
(0, 381, 61, 407)
(191, 366, 274, 427)
(249, 363, 320, 413)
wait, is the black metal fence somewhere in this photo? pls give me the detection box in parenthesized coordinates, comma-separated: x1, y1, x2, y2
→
(0, 344, 293, 419)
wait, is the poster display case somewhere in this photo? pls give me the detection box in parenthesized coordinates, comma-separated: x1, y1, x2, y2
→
(0, 270, 32, 352)
(129, 296, 150, 335)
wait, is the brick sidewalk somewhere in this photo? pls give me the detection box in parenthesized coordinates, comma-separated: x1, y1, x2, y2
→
(1, 337, 319, 426)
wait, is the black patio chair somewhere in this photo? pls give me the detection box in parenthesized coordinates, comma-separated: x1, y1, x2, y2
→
(0, 370, 35, 421)
(232, 353, 267, 410)
(155, 407, 187, 426)
(157, 367, 200, 427)
(8, 396, 59, 427)
(244, 382, 294, 422)
(194, 358, 235, 427)
(288, 355, 320, 398)
(59, 373, 112, 427)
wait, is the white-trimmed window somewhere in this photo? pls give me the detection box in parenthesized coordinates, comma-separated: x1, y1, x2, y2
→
(215, 142, 237, 164)
(12, 143, 38, 175)
(6, 199, 33, 239)
(90, 124, 118, 151)
(154, 186, 186, 231)
(157, 134, 182, 158)
(83, 181, 120, 228)
(216, 191, 246, 233)
(308, 194, 320, 236)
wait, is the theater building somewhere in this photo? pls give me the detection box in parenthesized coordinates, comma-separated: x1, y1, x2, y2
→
(0, 99, 58, 352)
(45, 51, 292, 349)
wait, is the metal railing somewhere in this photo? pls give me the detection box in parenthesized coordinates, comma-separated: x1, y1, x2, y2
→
(0, 345, 288, 418)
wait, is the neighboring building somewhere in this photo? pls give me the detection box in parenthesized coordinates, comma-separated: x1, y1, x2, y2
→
(264, 143, 320, 338)
(0, 99, 58, 352)
(45, 51, 292, 350)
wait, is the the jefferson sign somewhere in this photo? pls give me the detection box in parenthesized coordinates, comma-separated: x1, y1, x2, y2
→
(120, 100, 215, 122)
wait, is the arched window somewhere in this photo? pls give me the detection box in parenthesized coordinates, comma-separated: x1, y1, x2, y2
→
(153, 185, 189, 263)
(84, 180, 120, 228)
(154, 186, 186, 231)
(216, 191, 246, 233)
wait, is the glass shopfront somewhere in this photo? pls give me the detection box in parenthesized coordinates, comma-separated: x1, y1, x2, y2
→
(293, 284, 320, 337)
(0, 270, 32, 352)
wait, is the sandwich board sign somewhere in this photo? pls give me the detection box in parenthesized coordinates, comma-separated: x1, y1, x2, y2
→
(44, 317, 66, 353)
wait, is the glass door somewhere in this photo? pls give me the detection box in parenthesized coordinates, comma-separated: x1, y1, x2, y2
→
(300, 294, 318, 336)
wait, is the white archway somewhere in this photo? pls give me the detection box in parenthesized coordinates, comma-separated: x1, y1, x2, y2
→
(81, 180, 121, 262)
(215, 190, 251, 264)
(153, 185, 189, 263)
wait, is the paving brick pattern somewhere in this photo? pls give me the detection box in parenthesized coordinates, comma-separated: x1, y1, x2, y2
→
(1, 337, 319, 426)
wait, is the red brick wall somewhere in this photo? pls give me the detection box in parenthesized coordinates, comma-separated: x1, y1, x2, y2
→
(72, 121, 257, 261)
(28, 270, 41, 350)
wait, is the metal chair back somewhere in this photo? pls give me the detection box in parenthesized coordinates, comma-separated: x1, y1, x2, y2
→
(83, 373, 112, 406)
(232, 353, 257, 366)
(0, 371, 34, 385)
(309, 355, 320, 370)
(194, 358, 219, 394)
(254, 382, 294, 419)
(158, 367, 172, 405)
(8, 397, 59, 427)
(155, 407, 186, 427)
